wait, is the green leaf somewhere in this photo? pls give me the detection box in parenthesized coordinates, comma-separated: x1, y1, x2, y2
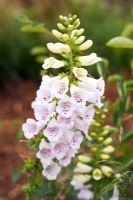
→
(96, 58, 109, 79)
(30, 46, 47, 55)
(11, 168, 21, 182)
(121, 23, 133, 37)
(16, 129, 23, 141)
(107, 74, 123, 83)
(17, 14, 32, 24)
(21, 23, 45, 33)
(121, 157, 133, 170)
(121, 131, 133, 143)
(106, 36, 133, 48)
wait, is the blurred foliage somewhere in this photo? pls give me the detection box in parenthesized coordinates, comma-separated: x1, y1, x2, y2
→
(0, 0, 133, 84)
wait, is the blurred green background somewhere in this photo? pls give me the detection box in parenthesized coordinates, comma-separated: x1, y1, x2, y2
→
(0, 0, 132, 84)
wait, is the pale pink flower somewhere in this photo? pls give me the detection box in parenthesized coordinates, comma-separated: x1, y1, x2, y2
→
(76, 104, 94, 124)
(22, 118, 42, 139)
(44, 118, 63, 142)
(74, 117, 90, 136)
(51, 76, 69, 99)
(57, 115, 74, 129)
(53, 140, 69, 160)
(40, 75, 60, 89)
(70, 84, 88, 105)
(42, 162, 61, 180)
(56, 95, 76, 118)
(71, 181, 89, 190)
(36, 86, 53, 103)
(59, 150, 75, 167)
(78, 189, 94, 200)
(36, 139, 54, 165)
(65, 130, 83, 150)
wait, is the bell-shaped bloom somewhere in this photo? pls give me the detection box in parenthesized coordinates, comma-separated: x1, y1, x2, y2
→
(109, 186, 119, 200)
(47, 42, 71, 54)
(79, 77, 105, 96)
(42, 57, 65, 69)
(71, 180, 89, 190)
(79, 39, 93, 51)
(74, 117, 90, 136)
(59, 150, 74, 167)
(73, 174, 91, 184)
(36, 139, 54, 165)
(73, 67, 88, 80)
(51, 76, 69, 99)
(92, 168, 102, 180)
(76, 104, 95, 124)
(65, 130, 83, 150)
(78, 189, 94, 200)
(56, 95, 76, 118)
(40, 75, 60, 89)
(36, 86, 53, 103)
(70, 84, 88, 105)
(57, 115, 74, 129)
(101, 165, 113, 177)
(53, 140, 69, 160)
(79, 53, 102, 66)
(34, 102, 55, 124)
(22, 118, 43, 139)
(42, 162, 61, 180)
(44, 118, 63, 142)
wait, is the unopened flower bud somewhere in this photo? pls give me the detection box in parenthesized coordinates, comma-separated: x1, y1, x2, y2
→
(90, 132, 97, 137)
(101, 129, 109, 136)
(98, 137, 104, 142)
(74, 162, 92, 173)
(101, 114, 106, 119)
(59, 15, 64, 21)
(52, 30, 62, 39)
(92, 168, 102, 180)
(91, 146, 98, 152)
(78, 155, 92, 163)
(77, 28, 84, 36)
(102, 146, 115, 154)
(73, 174, 91, 184)
(68, 25, 74, 31)
(62, 34, 69, 41)
(100, 153, 110, 160)
(103, 137, 113, 145)
(75, 36, 85, 44)
(79, 40, 93, 50)
(87, 135, 93, 141)
(57, 23, 66, 31)
(73, 15, 77, 20)
(73, 67, 87, 80)
(101, 166, 113, 177)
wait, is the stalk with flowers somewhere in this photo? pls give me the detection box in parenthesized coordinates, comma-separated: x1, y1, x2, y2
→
(21, 14, 125, 200)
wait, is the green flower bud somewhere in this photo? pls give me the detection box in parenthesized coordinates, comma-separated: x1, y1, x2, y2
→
(101, 129, 109, 136)
(87, 135, 93, 141)
(102, 146, 115, 154)
(68, 25, 74, 31)
(59, 15, 64, 21)
(101, 166, 113, 177)
(52, 30, 62, 39)
(77, 28, 84, 36)
(74, 162, 92, 173)
(98, 136, 104, 142)
(62, 34, 69, 41)
(103, 137, 113, 145)
(57, 23, 66, 31)
(73, 174, 91, 184)
(91, 146, 98, 152)
(92, 168, 102, 180)
(78, 155, 92, 163)
(100, 153, 110, 160)
(101, 114, 106, 119)
(72, 15, 77, 20)
(90, 132, 97, 137)
(75, 36, 85, 44)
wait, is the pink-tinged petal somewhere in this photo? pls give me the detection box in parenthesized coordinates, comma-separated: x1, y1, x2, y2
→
(56, 95, 76, 118)
(74, 117, 89, 136)
(59, 150, 73, 167)
(36, 86, 53, 103)
(57, 115, 74, 129)
(51, 76, 69, 99)
(78, 189, 94, 200)
(42, 162, 61, 180)
(71, 181, 89, 190)
(44, 118, 63, 142)
(53, 141, 69, 160)
(22, 118, 39, 139)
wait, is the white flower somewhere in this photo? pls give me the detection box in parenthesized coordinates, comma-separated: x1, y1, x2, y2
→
(34, 102, 55, 123)
(51, 76, 69, 99)
(79, 40, 93, 51)
(56, 95, 76, 118)
(80, 77, 105, 96)
(22, 118, 42, 139)
(102, 146, 115, 154)
(70, 84, 89, 105)
(78, 155, 92, 163)
(74, 162, 92, 173)
(71, 181, 89, 190)
(53, 140, 69, 160)
(47, 43, 71, 54)
(78, 189, 94, 200)
(57, 115, 74, 129)
(42, 162, 61, 180)
(79, 53, 102, 66)
(109, 186, 120, 200)
(42, 57, 65, 69)
(41, 75, 60, 88)
(75, 36, 85, 44)
(73, 67, 88, 80)
(44, 118, 63, 142)
(36, 139, 54, 165)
